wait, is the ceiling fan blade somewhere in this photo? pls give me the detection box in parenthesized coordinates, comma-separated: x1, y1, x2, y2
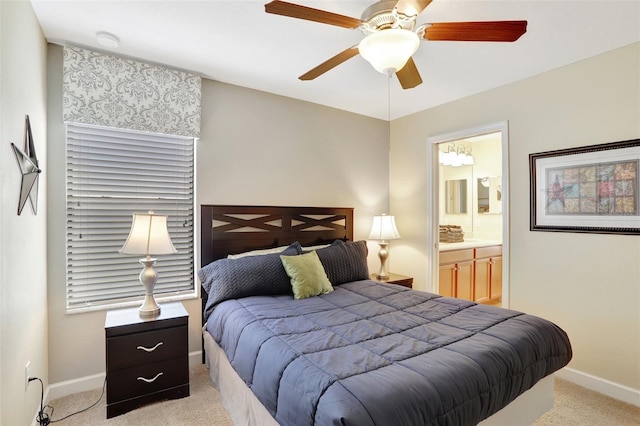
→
(396, 57, 423, 89)
(424, 21, 527, 42)
(395, 0, 433, 18)
(265, 1, 362, 29)
(299, 47, 360, 81)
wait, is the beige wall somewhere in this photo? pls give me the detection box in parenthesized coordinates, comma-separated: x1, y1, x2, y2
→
(390, 43, 640, 393)
(197, 80, 390, 242)
(46, 44, 389, 387)
(0, 1, 49, 424)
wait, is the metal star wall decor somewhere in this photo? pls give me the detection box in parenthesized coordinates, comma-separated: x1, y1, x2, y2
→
(11, 115, 41, 215)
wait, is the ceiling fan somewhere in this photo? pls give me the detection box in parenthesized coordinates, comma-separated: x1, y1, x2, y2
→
(264, 0, 527, 89)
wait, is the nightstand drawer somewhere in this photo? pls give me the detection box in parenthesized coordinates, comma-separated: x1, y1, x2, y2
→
(107, 325, 187, 370)
(105, 302, 189, 418)
(106, 356, 188, 403)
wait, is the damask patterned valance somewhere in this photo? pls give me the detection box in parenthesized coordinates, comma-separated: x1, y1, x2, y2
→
(63, 46, 201, 138)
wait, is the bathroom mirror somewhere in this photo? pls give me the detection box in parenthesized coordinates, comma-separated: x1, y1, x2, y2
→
(445, 179, 467, 214)
(478, 178, 490, 213)
(477, 176, 502, 214)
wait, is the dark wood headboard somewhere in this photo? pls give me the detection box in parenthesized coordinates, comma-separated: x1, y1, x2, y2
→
(200, 205, 354, 267)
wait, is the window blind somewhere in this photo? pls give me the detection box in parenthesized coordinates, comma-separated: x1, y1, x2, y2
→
(65, 123, 195, 311)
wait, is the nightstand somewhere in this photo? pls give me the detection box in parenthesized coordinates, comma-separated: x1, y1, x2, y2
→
(105, 302, 189, 418)
(371, 272, 414, 288)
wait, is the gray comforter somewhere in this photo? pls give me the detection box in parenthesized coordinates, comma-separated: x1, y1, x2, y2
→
(205, 280, 572, 426)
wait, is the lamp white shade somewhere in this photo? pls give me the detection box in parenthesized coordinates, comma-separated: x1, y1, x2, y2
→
(368, 214, 401, 241)
(120, 212, 177, 256)
(358, 29, 420, 74)
(120, 212, 176, 317)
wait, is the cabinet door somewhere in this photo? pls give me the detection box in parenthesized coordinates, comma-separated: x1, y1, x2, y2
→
(456, 260, 474, 301)
(490, 256, 503, 301)
(439, 264, 456, 298)
(474, 258, 491, 304)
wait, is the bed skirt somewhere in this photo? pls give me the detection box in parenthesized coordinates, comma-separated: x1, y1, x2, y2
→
(204, 327, 279, 426)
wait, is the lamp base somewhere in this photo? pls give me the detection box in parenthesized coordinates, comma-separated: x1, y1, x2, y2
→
(139, 295, 161, 317)
(138, 257, 161, 317)
(375, 242, 390, 280)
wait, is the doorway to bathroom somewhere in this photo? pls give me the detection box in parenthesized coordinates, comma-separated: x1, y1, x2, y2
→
(426, 122, 510, 307)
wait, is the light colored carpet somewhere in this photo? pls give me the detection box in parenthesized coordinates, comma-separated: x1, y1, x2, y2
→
(533, 378, 639, 426)
(48, 364, 233, 426)
(48, 366, 639, 425)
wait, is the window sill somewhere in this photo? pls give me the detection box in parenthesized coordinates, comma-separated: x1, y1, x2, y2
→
(66, 291, 198, 315)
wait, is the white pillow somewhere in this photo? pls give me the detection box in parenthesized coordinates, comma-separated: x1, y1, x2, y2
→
(228, 243, 331, 259)
(302, 244, 330, 252)
(227, 245, 288, 259)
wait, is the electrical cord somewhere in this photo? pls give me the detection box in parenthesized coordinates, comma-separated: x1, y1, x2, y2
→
(30, 378, 51, 426)
(30, 376, 106, 425)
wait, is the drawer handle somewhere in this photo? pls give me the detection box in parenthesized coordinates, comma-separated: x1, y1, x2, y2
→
(136, 342, 163, 352)
(137, 372, 163, 383)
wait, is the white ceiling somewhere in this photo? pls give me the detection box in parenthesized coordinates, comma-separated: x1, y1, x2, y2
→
(30, 0, 640, 120)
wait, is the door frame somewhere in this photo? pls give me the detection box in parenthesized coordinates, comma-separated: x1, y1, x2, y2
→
(425, 121, 510, 307)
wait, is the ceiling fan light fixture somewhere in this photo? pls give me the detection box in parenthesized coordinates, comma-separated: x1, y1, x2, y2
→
(358, 29, 420, 74)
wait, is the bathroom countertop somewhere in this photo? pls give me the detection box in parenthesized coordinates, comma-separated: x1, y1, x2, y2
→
(439, 239, 502, 251)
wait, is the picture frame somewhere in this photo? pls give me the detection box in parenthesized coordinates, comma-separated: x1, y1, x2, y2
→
(529, 138, 640, 235)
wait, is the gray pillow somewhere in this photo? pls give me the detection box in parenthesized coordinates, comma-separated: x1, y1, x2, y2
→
(315, 240, 369, 285)
(199, 242, 302, 320)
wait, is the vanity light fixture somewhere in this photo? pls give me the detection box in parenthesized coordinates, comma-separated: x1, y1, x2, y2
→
(439, 144, 474, 166)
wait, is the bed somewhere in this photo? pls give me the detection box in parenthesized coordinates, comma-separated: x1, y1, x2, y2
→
(199, 205, 572, 426)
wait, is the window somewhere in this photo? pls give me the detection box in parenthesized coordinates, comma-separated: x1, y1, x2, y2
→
(65, 123, 195, 312)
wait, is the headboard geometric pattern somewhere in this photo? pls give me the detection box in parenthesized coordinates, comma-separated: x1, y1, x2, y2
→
(200, 205, 354, 267)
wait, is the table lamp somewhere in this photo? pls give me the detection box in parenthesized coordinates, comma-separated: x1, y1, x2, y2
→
(368, 214, 401, 279)
(120, 212, 177, 316)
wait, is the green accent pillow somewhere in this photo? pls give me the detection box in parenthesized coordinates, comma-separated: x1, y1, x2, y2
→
(280, 251, 333, 300)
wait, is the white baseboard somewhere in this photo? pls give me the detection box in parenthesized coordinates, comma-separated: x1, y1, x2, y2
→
(189, 350, 203, 366)
(556, 367, 640, 407)
(47, 371, 106, 402)
(46, 350, 203, 403)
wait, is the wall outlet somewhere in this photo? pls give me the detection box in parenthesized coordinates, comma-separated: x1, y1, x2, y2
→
(25, 361, 30, 390)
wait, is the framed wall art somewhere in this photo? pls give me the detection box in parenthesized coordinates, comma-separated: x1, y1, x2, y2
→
(530, 138, 640, 235)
